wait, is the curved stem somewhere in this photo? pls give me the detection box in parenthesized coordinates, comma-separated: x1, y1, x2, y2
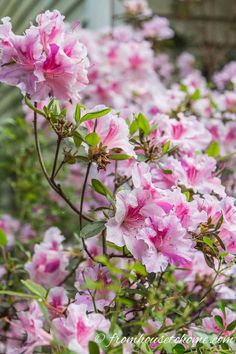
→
(51, 137, 62, 179)
(33, 106, 92, 222)
(79, 162, 96, 261)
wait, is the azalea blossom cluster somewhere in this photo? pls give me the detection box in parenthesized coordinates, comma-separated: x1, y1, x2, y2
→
(0, 10, 89, 101)
(0, 4, 236, 354)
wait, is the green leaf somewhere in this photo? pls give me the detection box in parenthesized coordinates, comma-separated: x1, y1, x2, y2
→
(51, 99, 60, 115)
(109, 154, 131, 160)
(191, 88, 201, 100)
(85, 132, 100, 146)
(180, 84, 188, 92)
(204, 254, 215, 269)
(203, 236, 214, 248)
(107, 345, 123, 354)
(129, 118, 139, 135)
(0, 290, 37, 299)
(137, 113, 151, 136)
(73, 135, 82, 148)
(226, 319, 236, 331)
(214, 234, 226, 251)
(206, 141, 220, 157)
(219, 251, 228, 258)
(89, 341, 100, 354)
(214, 315, 224, 330)
(215, 214, 223, 230)
(210, 99, 218, 110)
(47, 98, 56, 110)
(75, 103, 82, 123)
(80, 222, 106, 239)
(80, 108, 111, 123)
(91, 179, 113, 198)
(21, 279, 47, 299)
(61, 349, 77, 354)
(0, 228, 7, 246)
(163, 169, 172, 174)
(173, 344, 185, 354)
(133, 261, 147, 276)
(162, 140, 170, 154)
(184, 191, 191, 201)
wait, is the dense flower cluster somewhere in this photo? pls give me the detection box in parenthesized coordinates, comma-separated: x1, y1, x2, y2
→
(0, 10, 89, 101)
(0, 3, 236, 354)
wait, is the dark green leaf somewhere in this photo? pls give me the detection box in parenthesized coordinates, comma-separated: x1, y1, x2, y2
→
(81, 222, 106, 239)
(173, 344, 185, 354)
(214, 234, 226, 251)
(214, 315, 224, 330)
(204, 254, 215, 269)
(91, 179, 113, 198)
(226, 319, 236, 331)
(89, 341, 100, 354)
(163, 169, 172, 174)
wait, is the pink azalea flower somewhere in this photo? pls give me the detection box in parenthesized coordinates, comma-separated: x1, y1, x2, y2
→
(142, 16, 174, 40)
(107, 187, 193, 272)
(36, 10, 65, 50)
(134, 213, 193, 272)
(47, 287, 68, 318)
(83, 105, 135, 157)
(75, 263, 115, 312)
(177, 52, 196, 78)
(202, 308, 236, 335)
(213, 61, 236, 89)
(6, 301, 51, 354)
(192, 195, 236, 256)
(174, 251, 214, 291)
(154, 113, 211, 154)
(0, 11, 89, 101)
(53, 303, 110, 354)
(106, 188, 154, 247)
(180, 155, 225, 196)
(25, 227, 69, 287)
(123, 0, 152, 16)
(0, 214, 20, 247)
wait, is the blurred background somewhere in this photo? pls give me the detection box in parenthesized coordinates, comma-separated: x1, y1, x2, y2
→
(0, 0, 236, 118)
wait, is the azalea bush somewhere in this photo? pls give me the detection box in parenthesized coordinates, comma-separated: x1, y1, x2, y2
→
(0, 1, 236, 354)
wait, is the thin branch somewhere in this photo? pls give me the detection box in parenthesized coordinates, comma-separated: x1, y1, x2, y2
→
(51, 137, 62, 179)
(79, 162, 96, 261)
(33, 106, 92, 222)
